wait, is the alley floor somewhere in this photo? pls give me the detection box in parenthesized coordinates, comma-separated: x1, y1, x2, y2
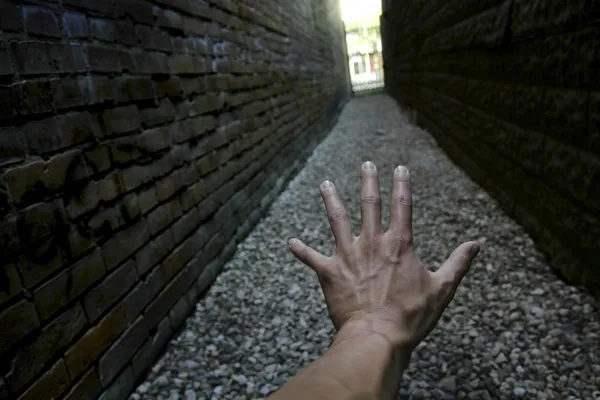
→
(131, 95, 599, 400)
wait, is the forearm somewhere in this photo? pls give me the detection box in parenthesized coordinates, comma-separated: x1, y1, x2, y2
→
(268, 324, 411, 400)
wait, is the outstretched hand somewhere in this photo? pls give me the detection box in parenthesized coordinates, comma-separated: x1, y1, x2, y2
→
(288, 161, 480, 349)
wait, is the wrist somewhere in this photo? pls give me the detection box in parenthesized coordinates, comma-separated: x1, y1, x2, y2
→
(333, 313, 413, 351)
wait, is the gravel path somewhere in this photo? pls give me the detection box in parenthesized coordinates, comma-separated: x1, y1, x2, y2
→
(132, 95, 600, 400)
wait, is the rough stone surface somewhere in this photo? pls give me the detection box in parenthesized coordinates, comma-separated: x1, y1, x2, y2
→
(132, 96, 600, 399)
(0, 0, 349, 399)
(381, 0, 600, 296)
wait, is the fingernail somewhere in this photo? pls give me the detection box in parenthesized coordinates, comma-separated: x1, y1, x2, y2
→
(471, 243, 481, 257)
(321, 180, 334, 190)
(395, 165, 409, 177)
(362, 161, 376, 170)
(288, 238, 296, 248)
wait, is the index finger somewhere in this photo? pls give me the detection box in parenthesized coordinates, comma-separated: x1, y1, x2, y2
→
(320, 180, 354, 252)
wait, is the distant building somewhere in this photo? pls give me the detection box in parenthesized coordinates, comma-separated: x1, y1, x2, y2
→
(344, 15, 384, 92)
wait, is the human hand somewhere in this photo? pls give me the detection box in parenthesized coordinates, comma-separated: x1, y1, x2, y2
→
(288, 162, 480, 350)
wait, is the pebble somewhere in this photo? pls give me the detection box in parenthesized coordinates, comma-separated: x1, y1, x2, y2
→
(129, 96, 600, 399)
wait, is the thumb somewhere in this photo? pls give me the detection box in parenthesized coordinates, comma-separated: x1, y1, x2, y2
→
(436, 241, 480, 291)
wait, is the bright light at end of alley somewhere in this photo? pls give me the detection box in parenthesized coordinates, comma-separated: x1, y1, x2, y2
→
(340, 0, 381, 23)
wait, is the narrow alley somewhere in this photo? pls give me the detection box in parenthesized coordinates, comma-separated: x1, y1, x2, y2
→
(132, 95, 600, 400)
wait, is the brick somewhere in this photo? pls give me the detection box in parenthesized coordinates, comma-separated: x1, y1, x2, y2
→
(116, 76, 155, 103)
(12, 41, 61, 75)
(53, 78, 86, 109)
(543, 88, 588, 145)
(116, 21, 139, 47)
(510, 0, 585, 39)
(168, 295, 191, 328)
(85, 145, 112, 174)
(86, 205, 123, 238)
(131, 316, 172, 379)
(16, 200, 62, 246)
(62, 369, 102, 400)
(162, 233, 198, 281)
(0, 0, 22, 31)
(17, 359, 70, 400)
(179, 186, 198, 212)
(62, 43, 87, 73)
(168, 54, 196, 74)
(136, 25, 172, 52)
(0, 264, 23, 307)
(117, 0, 154, 24)
(16, 241, 63, 288)
(137, 187, 158, 215)
(78, 76, 115, 105)
(98, 316, 148, 386)
(175, 115, 216, 143)
(155, 168, 186, 202)
(540, 139, 600, 205)
(170, 207, 200, 244)
(132, 51, 169, 74)
(62, 12, 89, 38)
(135, 228, 175, 275)
(0, 83, 20, 120)
(146, 197, 182, 235)
(24, 112, 99, 154)
(87, 44, 121, 73)
(155, 6, 181, 28)
(144, 261, 194, 330)
(0, 126, 26, 166)
(63, 0, 114, 15)
(141, 99, 175, 127)
(65, 223, 95, 260)
(101, 219, 151, 271)
(90, 18, 117, 42)
(0, 300, 40, 350)
(121, 164, 154, 192)
(543, 28, 597, 89)
(64, 305, 128, 379)
(84, 260, 138, 322)
(84, 193, 139, 235)
(34, 248, 105, 320)
(23, 6, 61, 37)
(2, 160, 43, 204)
(5, 304, 86, 392)
(67, 170, 126, 218)
(98, 365, 134, 400)
(21, 79, 54, 114)
(155, 76, 182, 98)
(121, 282, 149, 322)
(102, 105, 141, 136)
(588, 92, 600, 153)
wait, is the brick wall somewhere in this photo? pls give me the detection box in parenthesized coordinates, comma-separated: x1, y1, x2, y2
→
(0, 0, 349, 398)
(381, 0, 599, 296)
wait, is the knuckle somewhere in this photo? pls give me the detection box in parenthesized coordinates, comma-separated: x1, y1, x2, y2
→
(391, 234, 412, 251)
(365, 235, 382, 251)
(328, 207, 347, 222)
(361, 195, 381, 205)
(396, 193, 412, 206)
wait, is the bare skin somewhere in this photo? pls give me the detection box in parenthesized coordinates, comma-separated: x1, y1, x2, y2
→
(268, 161, 480, 400)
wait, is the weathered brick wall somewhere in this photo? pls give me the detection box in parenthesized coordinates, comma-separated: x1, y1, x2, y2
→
(381, 0, 599, 296)
(0, 0, 349, 398)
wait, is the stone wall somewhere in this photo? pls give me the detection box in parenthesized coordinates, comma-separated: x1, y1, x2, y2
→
(381, 0, 599, 296)
(0, 0, 349, 399)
